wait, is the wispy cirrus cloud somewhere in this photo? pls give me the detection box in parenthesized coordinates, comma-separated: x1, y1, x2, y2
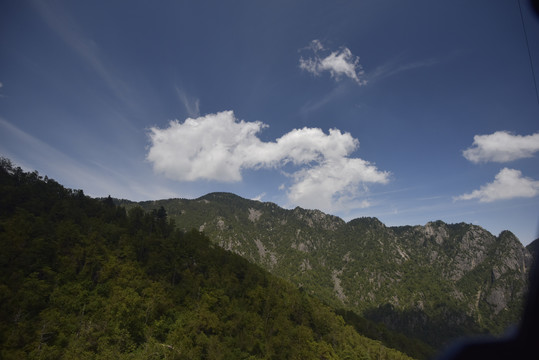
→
(299, 40, 366, 85)
(454, 168, 539, 202)
(32, 1, 131, 105)
(146, 111, 390, 212)
(299, 82, 348, 116)
(366, 57, 439, 83)
(0, 117, 113, 194)
(462, 131, 539, 163)
(175, 86, 200, 118)
(0, 117, 176, 201)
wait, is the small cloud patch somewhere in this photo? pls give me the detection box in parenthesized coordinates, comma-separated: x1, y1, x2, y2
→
(463, 131, 539, 163)
(455, 168, 539, 202)
(299, 40, 366, 85)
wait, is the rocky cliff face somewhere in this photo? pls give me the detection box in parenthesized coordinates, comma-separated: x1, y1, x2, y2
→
(131, 192, 533, 348)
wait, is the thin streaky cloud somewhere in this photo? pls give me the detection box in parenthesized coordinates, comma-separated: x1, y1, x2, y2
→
(175, 86, 200, 118)
(0, 118, 173, 201)
(367, 57, 440, 83)
(0, 117, 101, 187)
(299, 83, 348, 116)
(32, 1, 132, 106)
(418, 195, 448, 201)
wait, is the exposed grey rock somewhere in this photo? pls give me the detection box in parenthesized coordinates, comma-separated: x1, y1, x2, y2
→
(248, 207, 262, 222)
(486, 287, 507, 314)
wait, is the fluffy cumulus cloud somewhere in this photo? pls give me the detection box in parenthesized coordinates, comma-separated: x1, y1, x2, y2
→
(147, 111, 262, 182)
(455, 168, 539, 202)
(288, 158, 389, 211)
(463, 131, 539, 163)
(299, 40, 366, 85)
(147, 111, 389, 211)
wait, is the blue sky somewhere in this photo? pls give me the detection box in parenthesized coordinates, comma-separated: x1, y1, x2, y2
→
(1, 1, 538, 244)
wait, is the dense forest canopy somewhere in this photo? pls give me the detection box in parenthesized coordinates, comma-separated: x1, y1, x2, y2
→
(0, 158, 414, 359)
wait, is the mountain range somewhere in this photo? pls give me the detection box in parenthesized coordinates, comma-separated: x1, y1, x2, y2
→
(125, 192, 534, 350)
(1, 156, 535, 359)
(0, 159, 416, 359)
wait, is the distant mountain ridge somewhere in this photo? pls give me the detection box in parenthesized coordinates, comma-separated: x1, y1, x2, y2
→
(126, 192, 533, 349)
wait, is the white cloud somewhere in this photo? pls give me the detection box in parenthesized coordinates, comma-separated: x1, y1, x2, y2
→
(454, 168, 539, 202)
(251, 193, 266, 202)
(299, 40, 366, 85)
(463, 131, 539, 163)
(147, 111, 263, 182)
(306, 39, 325, 52)
(288, 158, 389, 212)
(147, 111, 390, 211)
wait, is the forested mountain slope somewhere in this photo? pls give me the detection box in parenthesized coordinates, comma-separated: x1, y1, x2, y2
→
(130, 192, 533, 350)
(0, 159, 412, 359)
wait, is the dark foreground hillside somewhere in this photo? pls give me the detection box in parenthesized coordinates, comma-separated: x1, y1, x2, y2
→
(0, 158, 412, 359)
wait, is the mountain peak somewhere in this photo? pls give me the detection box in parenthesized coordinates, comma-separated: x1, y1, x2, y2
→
(198, 192, 244, 201)
(348, 216, 386, 229)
